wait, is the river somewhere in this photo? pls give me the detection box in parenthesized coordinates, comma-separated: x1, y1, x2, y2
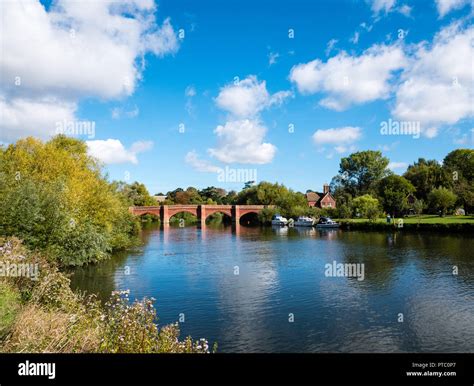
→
(71, 224, 474, 353)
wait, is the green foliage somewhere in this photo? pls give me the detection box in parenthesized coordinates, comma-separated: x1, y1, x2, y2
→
(0, 237, 212, 353)
(235, 181, 309, 218)
(403, 158, 449, 201)
(258, 207, 279, 224)
(116, 181, 156, 206)
(338, 150, 391, 196)
(0, 136, 139, 266)
(335, 204, 352, 219)
(377, 175, 415, 217)
(428, 187, 457, 216)
(443, 149, 474, 213)
(0, 282, 20, 339)
(352, 194, 381, 221)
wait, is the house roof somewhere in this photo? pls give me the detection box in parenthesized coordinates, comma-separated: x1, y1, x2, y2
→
(305, 192, 320, 202)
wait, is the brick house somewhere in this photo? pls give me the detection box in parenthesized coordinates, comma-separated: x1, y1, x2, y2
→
(305, 184, 337, 209)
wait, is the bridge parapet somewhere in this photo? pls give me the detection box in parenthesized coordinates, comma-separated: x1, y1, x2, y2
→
(129, 204, 272, 225)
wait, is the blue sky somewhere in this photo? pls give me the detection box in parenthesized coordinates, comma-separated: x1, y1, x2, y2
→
(1, 0, 472, 194)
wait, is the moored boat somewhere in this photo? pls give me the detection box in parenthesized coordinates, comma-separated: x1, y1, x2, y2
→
(315, 216, 340, 228)
(271, 214, 288, 226)
(294, 216, 315, 227)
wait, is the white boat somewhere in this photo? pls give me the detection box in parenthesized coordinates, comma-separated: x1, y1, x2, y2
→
(271, 214, 288, 226)
(294, 216, 315, 227)
(315, 216, 340, 228)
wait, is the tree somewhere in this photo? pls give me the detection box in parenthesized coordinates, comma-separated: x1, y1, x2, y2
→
(351, 195, 381, 221)
(199, 186, 227, 204)
(428, 187, 457, 217)
(337, 151, 391, 196)
(443, 149, 474, 213)
(377, 175, 415, 217)
(0, 136, 139, 266)
(403, 158, 450, 201)
(118, 182, 156, 206)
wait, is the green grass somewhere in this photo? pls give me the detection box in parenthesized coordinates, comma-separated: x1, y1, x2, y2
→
(337, 215, 474, 224)
(0, 282, 21, 339)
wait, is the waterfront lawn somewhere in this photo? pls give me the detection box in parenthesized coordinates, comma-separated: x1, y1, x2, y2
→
(338, 215, 474, 224)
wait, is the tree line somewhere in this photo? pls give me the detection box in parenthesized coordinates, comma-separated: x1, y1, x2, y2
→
(125, 149, 473, 222)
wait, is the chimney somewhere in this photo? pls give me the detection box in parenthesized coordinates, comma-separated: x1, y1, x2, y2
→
(323, 183, 329, 194)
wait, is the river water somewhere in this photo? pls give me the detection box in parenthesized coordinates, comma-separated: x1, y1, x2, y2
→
(71, 224, 474, 353)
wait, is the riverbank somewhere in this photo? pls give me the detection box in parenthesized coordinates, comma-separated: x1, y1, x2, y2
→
(337, 215, 474, 232)
(0, 237, 213, 353)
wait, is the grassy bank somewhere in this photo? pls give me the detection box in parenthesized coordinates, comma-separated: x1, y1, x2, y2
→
(0, 237, 214, 353)
(337, 215, 474, 232)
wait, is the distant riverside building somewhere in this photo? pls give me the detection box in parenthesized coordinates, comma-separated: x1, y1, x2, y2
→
(153, 195, 167, 203)
(305, 184, 337, 209)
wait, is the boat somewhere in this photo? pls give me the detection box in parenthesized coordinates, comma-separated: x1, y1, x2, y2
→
(294, 216, 315, 227)
(315, 216, 340, 228)
(271, 214, 288, 226)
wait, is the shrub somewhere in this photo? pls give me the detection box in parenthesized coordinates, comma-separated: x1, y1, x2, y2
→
(0, 237, 213, 353)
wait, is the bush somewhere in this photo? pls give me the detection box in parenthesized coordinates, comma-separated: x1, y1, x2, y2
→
(0, 137, 140, 267)
(0, 237, 213, 353)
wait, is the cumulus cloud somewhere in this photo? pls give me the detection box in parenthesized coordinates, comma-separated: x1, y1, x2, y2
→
(215, 75, 292, 117)
(313, 126, 362, 145)
(435, 0, 471, 17)
(208, 119, 277, 164)
(207, 76, 290, 164)
(0, 96, 76, 142)
(392, 22, 473, 134)
(312, 127, 362, 155)
(0, 0, 178, 141)
(290, 44, 406, 111)
(185, 151, 223, 173)
(86, 139, 153, 164)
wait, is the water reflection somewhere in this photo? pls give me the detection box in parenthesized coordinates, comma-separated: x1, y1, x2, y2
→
(70, 224, 474, 353)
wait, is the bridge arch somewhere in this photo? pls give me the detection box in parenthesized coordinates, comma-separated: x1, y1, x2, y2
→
(129, 204, 271, 226)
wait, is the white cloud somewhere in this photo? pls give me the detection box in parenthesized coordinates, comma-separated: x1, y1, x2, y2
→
(185, 151, 222, 173)
(290, 44, 406, 110)
(350, 32, 360, 44)
(325, 39, 338, 56)
(435, 0, 471, 17)
(398, 4, 412, 16)
(0, 0, 178, 141)
(388, 161, 408, 170)
(208, 119, 277, 164)
(130, 140, 153, 153)
(215, 75, 292, 117)
(268, 52, 280, 66)
(185, 86, 196, 97)
(360, 22, 373, 32)
(0, 96, 76, 141)
(312, 126, 362, 145)
(86, 139, 153, 164)
(424, 127, 439, 138)
(111, 106, 139, 119)
(392, 22, 473, 133)
(368, 0, 396, 14)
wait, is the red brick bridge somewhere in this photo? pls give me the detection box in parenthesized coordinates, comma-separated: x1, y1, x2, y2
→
(129, 205, 270, 225)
